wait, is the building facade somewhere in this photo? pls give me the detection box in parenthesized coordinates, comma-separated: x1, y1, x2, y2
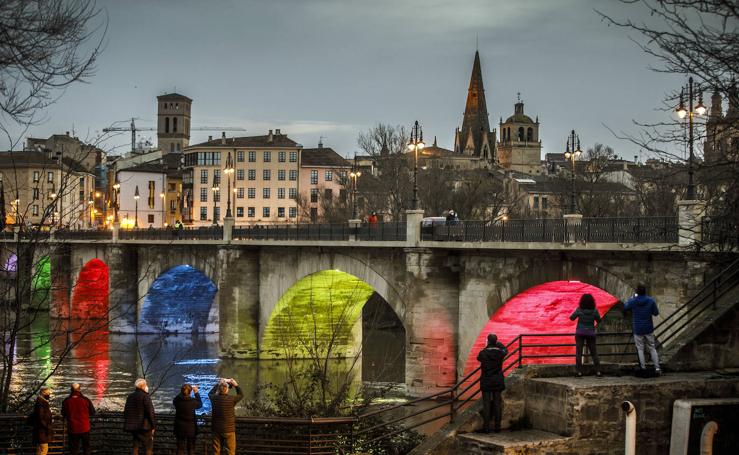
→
(157, 93, 192, 155)
(299, 145, 351, 222)
(497, 98, 543, 175)
(704, 85, 739, 163)
(183, 130, 301, 225)
(453, 51, 497, 165)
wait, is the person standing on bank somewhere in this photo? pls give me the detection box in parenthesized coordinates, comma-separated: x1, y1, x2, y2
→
(173, 383, 203, 455)
(625, 284, 661, 375)
(28, 387, 53, 455)
(570, 293, 603, 377)
(123, 378, 157, 455)
(62, 383, 96, 455)
(209, 378, 243, 455)
(477, 333, 508, 433)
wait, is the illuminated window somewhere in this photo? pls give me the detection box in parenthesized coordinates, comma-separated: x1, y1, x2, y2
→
(33, 171, 39, 183)
(47, 172, 54, 183)
(32, 205, 39, 216)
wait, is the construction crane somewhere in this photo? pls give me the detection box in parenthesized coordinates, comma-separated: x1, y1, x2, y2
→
(102, 118, 247, 153)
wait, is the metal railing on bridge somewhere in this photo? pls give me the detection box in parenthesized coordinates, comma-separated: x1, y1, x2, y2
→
(423, 216, 678, 243)
(119, 226, 223, 241)
(53, 229, 113, 241)
(701, 217, 739, 251)
(232, 222, 406, 242)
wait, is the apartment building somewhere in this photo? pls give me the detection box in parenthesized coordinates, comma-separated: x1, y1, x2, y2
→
(183, 130, 301, 225)
(0, 151, 95, 228)
(299, 145, 351, 222)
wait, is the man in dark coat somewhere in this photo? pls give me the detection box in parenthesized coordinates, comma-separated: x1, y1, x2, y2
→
(123, 378, 157, 455)
(625, 284, 661, 375)
(208, 378, 243, 455)
(61, 383, 96, 455)
(173, 383, 203, 455)
(29, 387, 54, 455)
(477, 333, 508, 433)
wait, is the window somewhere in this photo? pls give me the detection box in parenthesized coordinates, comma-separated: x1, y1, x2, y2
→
(289, 151, 298, 163)
(542, 197, 548, 209)
(200, 169, 208, 184)
(236, 207, 244, 217)
(213, 169, 221, 185)
(165, 117, 170, 133)
(533, 195, 539, 209)
(236, 169, 245, 180)
(214, 207, 220, 221)
(278, 151, 286, 163)
(277, 188, 285, 199)
(79, 190, 84, 202)
(518, 127, 524, 141)
(200, 188, 208, 202)
(236, 151, 244, 162)
(263, 169, 271, 181)
(148, 214, 155, 224)
(274, 169, 284, 181)
(33, 171, 39, 183)
(248, 188, 256, 199)
(32, 205, 39, 216)
(310, 207, 318, 223)
(32, 188, 39, 200)
(324, 188, 332, 200)
(289, 170, 297, 181)
(248, 169, 256, 180)
(248, 207, 255, 218)
(310, 188, 319, 203)
(213, 189, 220, 203)
(237, 188, 245, 198)
(47, 172, 54, 183)
(263, 207, 270, 218)
(289, 188, 297, 199)
(200, 207, 207, 220)
(248, 151, 256, 162)
(527, 127, 533, 142)
(325, 171, 333, 181)
(263, 188, 270, 199)
(289, 207, 297, 218)
(263, 151, 271, 162)
(310, 170, 318, 185)
(173, 117, 178, 133)
(278, 207, 285, 218)
(170, 200, 176, 213)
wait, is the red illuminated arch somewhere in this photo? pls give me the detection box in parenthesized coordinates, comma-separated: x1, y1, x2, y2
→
(463, 281, 619, 378)
(71, 259, 110, 320)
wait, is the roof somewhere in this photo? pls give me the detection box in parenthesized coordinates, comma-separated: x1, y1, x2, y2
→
(0, 151, 59, 168)
(505, 113, 535, 124)
(121, 153, 184, 177)
(301, 147, 351, 168)
(157, 92, 192, 101)
(188, 134, 299, 149)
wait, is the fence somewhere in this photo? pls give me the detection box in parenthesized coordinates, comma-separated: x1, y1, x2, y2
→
(424, 217, 678, 243)
(701, 217, 739, 251)
(119, 227, 223, 241)
(53, 230, 113, 241)
(232, 222, 406, 242)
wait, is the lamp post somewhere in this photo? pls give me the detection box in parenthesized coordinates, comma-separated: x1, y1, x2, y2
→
(160, 192, 165, 227)
(350, 158, 362, 220)
(676, 77, 706, 200)
(407, 120, 425, 210)
(212, 183, 220, 225)
(224, 151, 234, 218)
(134, 185, 140, 228)
(88, 193, 94, 228)
(112, 182, 120, 223)
(563, 129, 582, 214)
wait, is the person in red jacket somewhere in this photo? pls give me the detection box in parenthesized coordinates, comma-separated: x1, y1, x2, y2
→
(61, 383, 96, 455)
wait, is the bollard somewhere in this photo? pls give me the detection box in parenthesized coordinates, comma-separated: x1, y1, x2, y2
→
(622, 401, 636, 455)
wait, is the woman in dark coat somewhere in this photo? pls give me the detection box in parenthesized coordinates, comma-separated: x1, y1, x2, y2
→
(570, 293, 602, 377)
(173, 383, 203, 455)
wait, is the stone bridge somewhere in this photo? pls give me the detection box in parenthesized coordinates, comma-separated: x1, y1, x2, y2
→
(3, 225, 730, 395)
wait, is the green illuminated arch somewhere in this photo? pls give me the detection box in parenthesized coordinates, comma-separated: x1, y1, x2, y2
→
(31, 255, 51, 306)
(261, 270, 376, 359)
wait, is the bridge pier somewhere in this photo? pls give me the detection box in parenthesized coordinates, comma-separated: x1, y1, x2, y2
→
(107, 245, 138, 332)
(217, 246, 259, 358)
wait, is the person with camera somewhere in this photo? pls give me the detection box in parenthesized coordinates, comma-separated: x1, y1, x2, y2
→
(208, 378, 243, 454)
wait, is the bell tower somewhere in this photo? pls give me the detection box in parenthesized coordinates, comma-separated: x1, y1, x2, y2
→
(157, 93, 192, 154)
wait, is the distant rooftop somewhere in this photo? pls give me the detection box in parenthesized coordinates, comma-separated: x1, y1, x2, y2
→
(188, 131, 298, 149)
(301, 147, 351, 167)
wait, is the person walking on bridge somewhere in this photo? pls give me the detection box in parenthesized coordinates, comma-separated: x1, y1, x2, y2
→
(209, 378, 243, 454)
(570, 293, 602, 377)
(477, 333, 508, 433)
(625, 284, 661, 376)
(62, 383, 96, 455)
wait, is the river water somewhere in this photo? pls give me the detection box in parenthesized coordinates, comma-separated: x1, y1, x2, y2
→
(7, 313, 406, 415)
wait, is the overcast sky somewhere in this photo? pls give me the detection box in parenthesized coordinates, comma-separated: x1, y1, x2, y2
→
(4, 0, 686, 161)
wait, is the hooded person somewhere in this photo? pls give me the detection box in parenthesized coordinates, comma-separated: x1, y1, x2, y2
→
(625, 284, 661, 375)
(476, 333, 508, 433)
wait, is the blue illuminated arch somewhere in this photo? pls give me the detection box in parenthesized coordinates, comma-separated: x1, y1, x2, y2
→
(139, 265, 218, 334)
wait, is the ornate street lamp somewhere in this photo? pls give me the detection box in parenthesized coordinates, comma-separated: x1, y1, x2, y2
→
(676, 77, 706, 200)
(134, 185, 140, 228)
(88, 193, 94, 228)
(349, 156, 362, 220)
(211, 183, 220, 225)
(224, 151, 234, 218)
(564, 130, 582, 214)
(407, 120, 425, 210)
(112, 181, 120, 223)
(160, 192, 165, 227)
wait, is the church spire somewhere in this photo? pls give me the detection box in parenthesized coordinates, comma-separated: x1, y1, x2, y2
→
(456, 50, 491, 157)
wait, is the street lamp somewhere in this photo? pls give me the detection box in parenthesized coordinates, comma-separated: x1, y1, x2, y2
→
(160, 192, 165, 227)
(676, 77, 706, 200)
(134, 185, 140, 228)
(350, 159, 362, 220)
(407, 120, 425, 210)
(112, 182, 120, 223)
(88, 193, 94, 228)
(224, 151, 234, 218)
(211, 182, 220, 225)
(563, 129, 582, 214)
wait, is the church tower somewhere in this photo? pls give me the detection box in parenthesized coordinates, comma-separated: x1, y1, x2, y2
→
(157, 93, 192, 154)
(454, 51, 496, 162)
(497, 96, 542, 174)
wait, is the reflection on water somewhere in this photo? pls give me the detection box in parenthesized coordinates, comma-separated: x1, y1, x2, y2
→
(8, 313, 404, 415)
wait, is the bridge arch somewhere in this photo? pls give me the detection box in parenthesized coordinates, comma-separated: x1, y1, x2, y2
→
(71, 258, 109, 319)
